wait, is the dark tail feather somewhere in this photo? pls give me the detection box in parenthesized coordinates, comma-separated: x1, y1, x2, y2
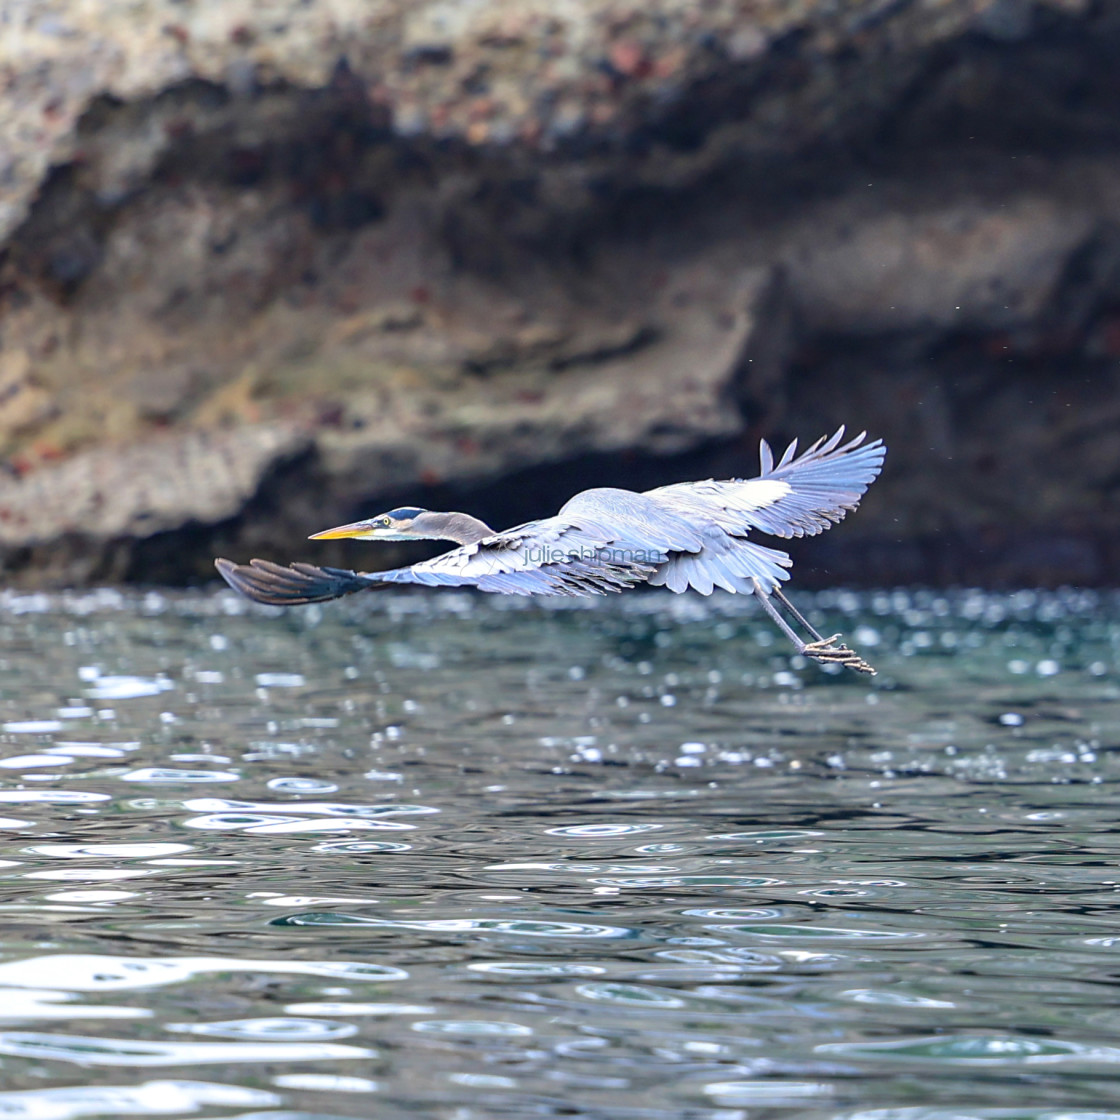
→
(214, 558, 382, 606)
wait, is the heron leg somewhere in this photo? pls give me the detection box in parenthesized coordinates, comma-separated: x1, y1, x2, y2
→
(771, 586, 826, 643)
(751, 581, 812, 649)
(751, 580, 876, 675)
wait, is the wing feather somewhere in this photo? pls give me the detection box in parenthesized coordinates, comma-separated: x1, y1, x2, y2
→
(759, 438, 775, 476)
(214, 558, 386, 606)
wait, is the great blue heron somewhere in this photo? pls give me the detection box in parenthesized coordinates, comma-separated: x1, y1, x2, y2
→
(216, 426, 885, 673)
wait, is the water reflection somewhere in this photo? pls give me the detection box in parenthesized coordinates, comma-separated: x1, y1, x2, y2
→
(0, 587, 1115, 1115)
(0, 1031, 372, 1064)
(0, 1081, 278, 1119)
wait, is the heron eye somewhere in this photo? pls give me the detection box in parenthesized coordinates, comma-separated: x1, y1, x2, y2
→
(379, 517, 391, 527)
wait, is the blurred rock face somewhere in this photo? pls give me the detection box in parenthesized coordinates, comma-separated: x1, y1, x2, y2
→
(0, 0, 1117, 586)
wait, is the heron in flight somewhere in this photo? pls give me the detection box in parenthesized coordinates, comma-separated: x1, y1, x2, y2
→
(215, 426, 885, 673)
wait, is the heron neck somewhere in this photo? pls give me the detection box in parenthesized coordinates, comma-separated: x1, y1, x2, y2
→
(428, 512, 494, 545)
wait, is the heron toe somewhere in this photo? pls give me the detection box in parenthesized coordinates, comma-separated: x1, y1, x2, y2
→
(802, 636, 877, 675)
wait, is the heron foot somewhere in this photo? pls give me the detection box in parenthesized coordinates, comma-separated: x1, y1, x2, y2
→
(801, 635, 877, 675)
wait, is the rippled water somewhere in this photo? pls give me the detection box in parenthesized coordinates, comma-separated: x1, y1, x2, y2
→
(0, 585, 1117, 1118)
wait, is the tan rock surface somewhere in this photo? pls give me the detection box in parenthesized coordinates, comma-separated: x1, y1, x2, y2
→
(0, 0, 1116, 585)
(0, 0, 1090, 239)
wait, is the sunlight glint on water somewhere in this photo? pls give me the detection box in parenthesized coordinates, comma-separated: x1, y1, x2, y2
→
(0, 587, 1115, 1118)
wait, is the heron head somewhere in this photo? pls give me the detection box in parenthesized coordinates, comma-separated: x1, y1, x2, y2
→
(309, 507, 433, 542)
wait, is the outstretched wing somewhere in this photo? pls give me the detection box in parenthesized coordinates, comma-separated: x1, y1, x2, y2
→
(215, 516, 659, 607)
(645, 426, 885, 539)
(378, 516, 658, 596)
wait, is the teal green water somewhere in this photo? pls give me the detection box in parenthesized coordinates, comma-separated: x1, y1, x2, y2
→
(0, 586, 1117, 1118)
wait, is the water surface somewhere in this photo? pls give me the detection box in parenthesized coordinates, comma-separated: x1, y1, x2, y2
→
(0, 586, 1116, 1119)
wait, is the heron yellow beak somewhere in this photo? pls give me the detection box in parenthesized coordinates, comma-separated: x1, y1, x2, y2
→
(308, 520, 377, 541)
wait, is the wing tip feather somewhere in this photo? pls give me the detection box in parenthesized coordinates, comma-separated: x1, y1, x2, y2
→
(214, 556, 375, 606)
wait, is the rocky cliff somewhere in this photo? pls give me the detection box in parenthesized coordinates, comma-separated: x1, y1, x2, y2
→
(1, 0, 1117, 586)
